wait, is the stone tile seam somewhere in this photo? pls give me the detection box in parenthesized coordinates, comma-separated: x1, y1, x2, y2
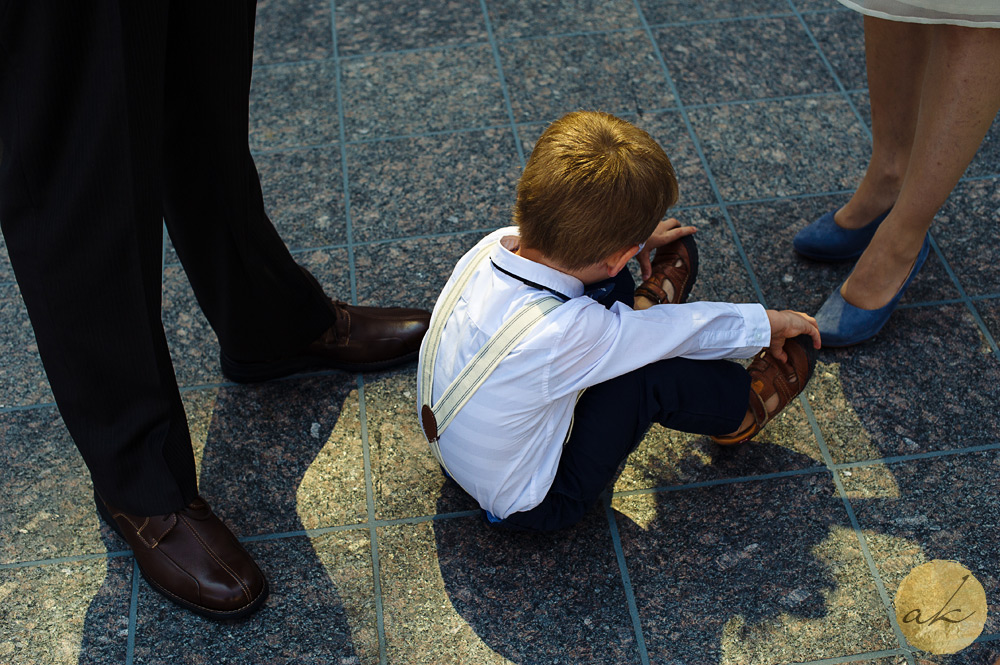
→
(328, 0, 359, 305)
(603, 497, 651, 665)
(330, 4, 387, 660)
(798, 396, 917, 663)
(351, 373, 389, 664)
(478, 0, 526, 167)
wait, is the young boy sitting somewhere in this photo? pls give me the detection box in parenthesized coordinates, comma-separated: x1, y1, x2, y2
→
(417, 111, 821, 532)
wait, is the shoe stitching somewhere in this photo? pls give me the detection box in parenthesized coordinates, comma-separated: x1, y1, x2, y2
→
(178, 514, 253, 602)
(143, 572, 265, 616)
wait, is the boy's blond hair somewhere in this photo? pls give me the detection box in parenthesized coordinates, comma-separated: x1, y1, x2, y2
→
(514, 111, 679, 270)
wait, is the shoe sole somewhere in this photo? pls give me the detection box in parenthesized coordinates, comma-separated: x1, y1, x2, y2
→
(677, 234, 699, 304)
(95, 493, 270, 621)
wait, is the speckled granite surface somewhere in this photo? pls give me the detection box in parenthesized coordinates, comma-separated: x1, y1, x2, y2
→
(2, 1, 999, 664)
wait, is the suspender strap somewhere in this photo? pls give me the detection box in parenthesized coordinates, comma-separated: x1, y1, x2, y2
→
(418, 245, 562, 478)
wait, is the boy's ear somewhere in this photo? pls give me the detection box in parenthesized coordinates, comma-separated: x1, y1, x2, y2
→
(606, 245, 639, 277)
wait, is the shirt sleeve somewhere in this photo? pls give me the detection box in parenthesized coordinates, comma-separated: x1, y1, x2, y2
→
(543, 299, 771, 398)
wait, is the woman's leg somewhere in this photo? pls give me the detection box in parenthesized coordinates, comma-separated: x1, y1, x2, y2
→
(835, 16, 930, 230)
(842, 24, 1000, 309)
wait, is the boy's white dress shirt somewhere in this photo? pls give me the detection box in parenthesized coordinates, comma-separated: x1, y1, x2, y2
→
(417, 227, 771, 519)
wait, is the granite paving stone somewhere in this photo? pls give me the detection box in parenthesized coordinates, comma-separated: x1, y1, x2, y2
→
(132, 534, 378, 665)
(978, 299, 1000, 345)
(160, 264, 225, 388)
(0, 556, 132, 665)
(499, 31, 675, 124)
(0, 407, 108, 563)
(381, 513, 641, 665)
(364, 369, 478, 521)
(614, 406, 824, 494)
(354, 233, 483, 310)
(794, 0, 850, 12)
(486, 0, 641, 40)
(0, 239, 13, 284)
(249, 61, 339, 151)
(840, 451, 1000, 638)
(657, 17, 837, 105)
(728, 195, 958, 313)
(0, 285, 53, 407)
(803, 8, 867, 92)
(932, 179, 1000, 299)
(335, 0, 486, 56)
(254, 0, 333, 65)
(165, 147, 346, 263)
(632, 110, 716, 207)
(253, 147, 348, 250)
(689, 96, 870, 202)
(809, 305, 1000, 463)
(639, 0, 791, 24)
(340, 45, 508, 141)
(614, 473, 897, 664)
(347, 128, 521, 243)
(179, 375, 368, 536)
(7, 0, 1000, 662)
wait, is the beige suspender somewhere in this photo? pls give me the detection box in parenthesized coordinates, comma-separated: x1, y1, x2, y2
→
(418, 246, 562, 480)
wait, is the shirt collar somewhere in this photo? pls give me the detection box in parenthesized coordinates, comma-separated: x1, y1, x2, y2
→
(492, 233, 585, 300)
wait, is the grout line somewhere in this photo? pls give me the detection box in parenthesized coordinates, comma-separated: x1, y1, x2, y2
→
(792, 648, 909, 665)
(830, 442, 1000, 470)
(329, 0, 358, 305)
(613, 466, 826, 498)
(603, 496, 650, 665)
(798, 395, 916, 665)
(332, 6, 387, 663)
(0, 550, 132, 570)
(972, 292, 1000, 301)
(926, 234, 1000, 360)
(125, 559, 139, 665)
(346, 122, 512, 146)
(0, 401, 59, 413)
(478, 0, 526, 167)
(339, 40, 491, 61)
(355, 375, 388, 664)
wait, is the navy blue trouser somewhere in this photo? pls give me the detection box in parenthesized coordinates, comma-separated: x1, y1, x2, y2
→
(496, 270, 751, 532)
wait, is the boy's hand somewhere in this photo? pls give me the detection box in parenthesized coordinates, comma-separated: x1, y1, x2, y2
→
(766, 309, 822, 361)
(637, 217, 697, 280)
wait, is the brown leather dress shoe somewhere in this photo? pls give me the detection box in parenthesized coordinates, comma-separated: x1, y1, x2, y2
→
(634, 234, 699, 305)
(97, 495, 268, 620)
(220, 300, 431, 382)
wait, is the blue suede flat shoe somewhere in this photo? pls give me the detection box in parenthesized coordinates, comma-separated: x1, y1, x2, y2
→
(793, 208, 891, 262)
(815, 235, 930, 347)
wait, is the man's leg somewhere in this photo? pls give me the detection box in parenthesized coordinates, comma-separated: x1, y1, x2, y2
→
(160, 1, 429, 377)
(0, 2, 267, 620)
(0, 2, 196, 516)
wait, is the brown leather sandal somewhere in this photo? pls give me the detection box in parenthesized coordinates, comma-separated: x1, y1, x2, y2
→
(711, 335, 817, 445)
(634, 234, 698, 305)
